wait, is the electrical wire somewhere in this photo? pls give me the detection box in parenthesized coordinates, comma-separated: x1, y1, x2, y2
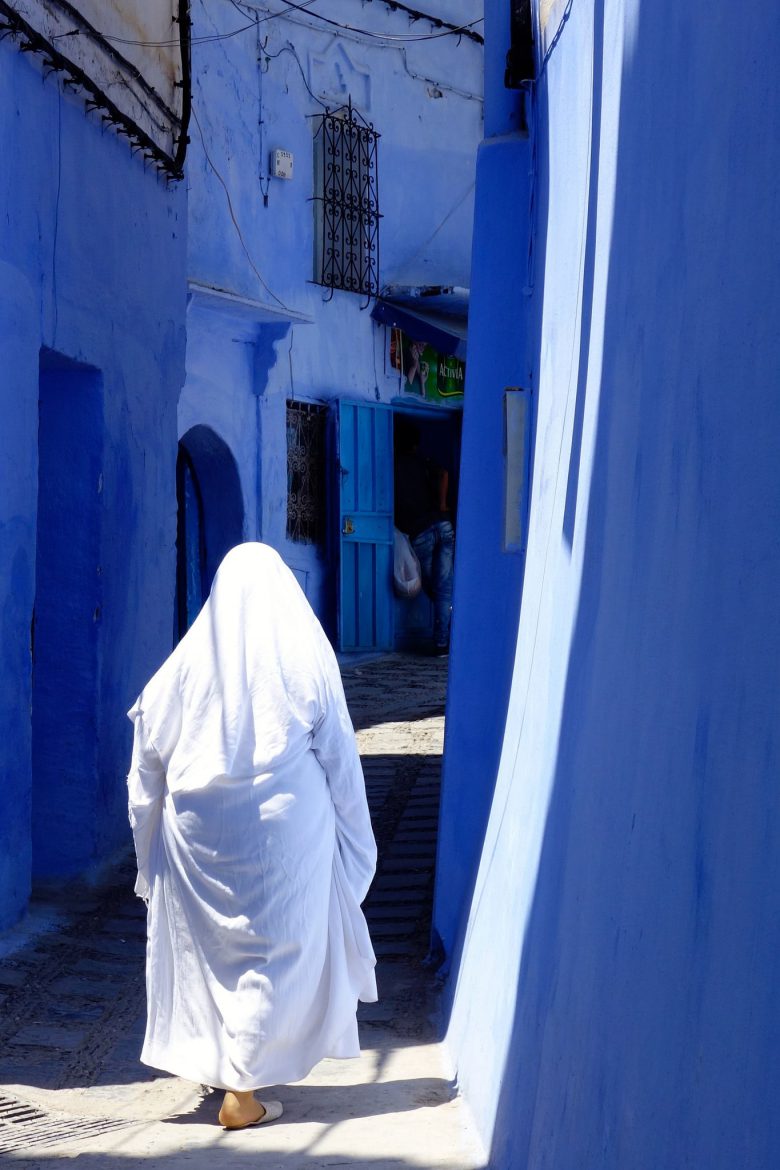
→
(189, 102, 291, 312)
(399, 46, 483, 103)
(87, 0, 313, 49)
(258, 16, 480, 108)
(227, 0, 322, 32)
(92, 1, 482, 49)
(389, 180, 475, 278)
(356, 0, 483, 45)
(274, 0, 483, 42)
(95, 25, 254, 49)
(260, 40, 329, 109)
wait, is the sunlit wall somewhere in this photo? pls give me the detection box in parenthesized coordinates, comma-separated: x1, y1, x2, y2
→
(441, 1, 780, 1166)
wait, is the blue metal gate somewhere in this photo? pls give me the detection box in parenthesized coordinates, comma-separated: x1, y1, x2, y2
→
(336, 400, 394, 652)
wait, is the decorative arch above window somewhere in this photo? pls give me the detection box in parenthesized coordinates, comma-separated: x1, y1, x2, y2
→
(312, 99, 381, 303)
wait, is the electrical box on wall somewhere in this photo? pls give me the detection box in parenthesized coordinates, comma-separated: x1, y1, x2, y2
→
(270, 149, 293, 180)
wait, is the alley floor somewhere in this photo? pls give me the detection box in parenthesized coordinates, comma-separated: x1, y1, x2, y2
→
(0, 654, 485, 1170)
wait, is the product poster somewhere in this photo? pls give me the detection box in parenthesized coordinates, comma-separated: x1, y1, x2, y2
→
(389, 328, 465, 404)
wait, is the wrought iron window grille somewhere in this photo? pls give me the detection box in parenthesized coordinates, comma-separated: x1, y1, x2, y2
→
(286, 400, 327, 546)
(311, 98, 381, 307)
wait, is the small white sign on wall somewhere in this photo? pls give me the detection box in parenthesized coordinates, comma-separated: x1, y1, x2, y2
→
(270, 150, 294, 180)
(504, 386, 533, 553)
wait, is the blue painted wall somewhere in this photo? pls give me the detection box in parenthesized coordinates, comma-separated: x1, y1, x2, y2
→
(440, 0, 780, 1165)
(180, 0, 483, 629)
(0, 44, 186, 926)
(434, 0, 534, 959)
(32, 357, 103, 876)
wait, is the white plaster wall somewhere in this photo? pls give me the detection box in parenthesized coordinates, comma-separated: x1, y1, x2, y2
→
(178, 305, 261, 538)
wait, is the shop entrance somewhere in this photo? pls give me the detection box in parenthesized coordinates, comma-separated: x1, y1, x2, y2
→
(335, 288, 467, 653)
(334, 401, 462, 655)
(392, 407, 462, 651)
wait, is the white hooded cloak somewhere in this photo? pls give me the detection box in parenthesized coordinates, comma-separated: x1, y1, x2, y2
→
(127, 542, 377, 1091)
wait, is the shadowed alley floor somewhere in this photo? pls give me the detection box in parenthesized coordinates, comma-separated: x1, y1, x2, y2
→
(0, 653, 485, 1169)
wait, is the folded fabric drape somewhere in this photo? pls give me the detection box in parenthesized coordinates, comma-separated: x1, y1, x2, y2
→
(127, 542, 377, 1091)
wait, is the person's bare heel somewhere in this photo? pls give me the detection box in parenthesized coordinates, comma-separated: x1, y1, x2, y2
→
(218, 1090, 283, 1129)
(219, 1090, 264, 1129)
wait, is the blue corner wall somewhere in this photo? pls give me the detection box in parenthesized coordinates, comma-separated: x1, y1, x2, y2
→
(433, 0, 533, 962)
(0, 45, 186, 926)
(433, 132, 531, 961)
(441, 0, 780, 1166)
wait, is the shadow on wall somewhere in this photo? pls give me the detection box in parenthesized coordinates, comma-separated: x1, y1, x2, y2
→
(178, 425, 244, 585)
(486, 2, 780, 1168)
(432, 122, 537, 968)
(32, 350, 103, 879)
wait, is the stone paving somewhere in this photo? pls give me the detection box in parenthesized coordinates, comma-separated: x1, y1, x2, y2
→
(0, 653, 484, 1169)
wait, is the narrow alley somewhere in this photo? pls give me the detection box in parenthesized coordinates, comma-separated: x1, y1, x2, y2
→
(3, 2, 779, 1165)
(0, 654, 484, 1169)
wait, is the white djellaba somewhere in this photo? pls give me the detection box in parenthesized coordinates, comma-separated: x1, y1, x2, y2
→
(127, 542, 377, 1095)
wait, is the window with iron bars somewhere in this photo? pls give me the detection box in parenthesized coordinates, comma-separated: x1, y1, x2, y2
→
(286, 401, 327, 546)
(312, 99, 381, 301)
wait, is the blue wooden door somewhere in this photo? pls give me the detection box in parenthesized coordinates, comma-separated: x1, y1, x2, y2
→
(337, 400, 394, 651)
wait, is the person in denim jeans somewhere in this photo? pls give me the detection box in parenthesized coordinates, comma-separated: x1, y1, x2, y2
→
(394, 419, 454, 654)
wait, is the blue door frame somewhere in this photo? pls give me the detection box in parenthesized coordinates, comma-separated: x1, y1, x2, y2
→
(336, 399, 394, 652)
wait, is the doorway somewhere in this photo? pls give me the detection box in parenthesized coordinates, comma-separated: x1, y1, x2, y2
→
(333, 400, 462, 654)
(392, 407, 462, 651)
(175, 426, 244, 640)
(31, 351, 103, 877)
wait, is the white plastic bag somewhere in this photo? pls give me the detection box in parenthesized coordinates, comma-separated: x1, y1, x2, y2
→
(393, 527, 422, 599)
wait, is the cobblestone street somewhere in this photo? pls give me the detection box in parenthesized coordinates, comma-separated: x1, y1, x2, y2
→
(0, 654, 484, 1169)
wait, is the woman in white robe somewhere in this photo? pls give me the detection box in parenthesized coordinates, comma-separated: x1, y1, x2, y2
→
(127, 542, 377, 1128)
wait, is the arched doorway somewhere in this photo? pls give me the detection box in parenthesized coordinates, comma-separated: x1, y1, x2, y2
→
(175, 425, 244, 640)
